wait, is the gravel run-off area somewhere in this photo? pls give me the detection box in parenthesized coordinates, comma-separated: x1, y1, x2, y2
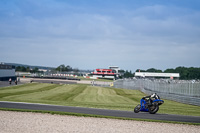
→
(0, 111, 199, 133)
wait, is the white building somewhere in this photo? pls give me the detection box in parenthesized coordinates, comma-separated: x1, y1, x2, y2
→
(109, 66, 120, 73)
(135, 72, 180, 79)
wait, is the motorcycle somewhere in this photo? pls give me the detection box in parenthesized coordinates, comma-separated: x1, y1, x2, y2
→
(134, 94, 164, 114)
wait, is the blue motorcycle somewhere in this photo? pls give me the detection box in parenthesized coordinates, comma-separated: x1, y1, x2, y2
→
(134, 93, 164, 114)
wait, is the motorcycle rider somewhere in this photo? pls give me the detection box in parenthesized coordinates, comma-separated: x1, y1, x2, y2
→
(142, 93, 160, 106)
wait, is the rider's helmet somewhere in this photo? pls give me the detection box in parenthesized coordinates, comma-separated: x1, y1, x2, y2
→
(151, 93, 160, 99)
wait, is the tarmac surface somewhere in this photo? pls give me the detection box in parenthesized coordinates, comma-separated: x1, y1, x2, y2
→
(0, 81, 23, 88)
(0, 101, 199, 123)
(30, 79, 77, 84)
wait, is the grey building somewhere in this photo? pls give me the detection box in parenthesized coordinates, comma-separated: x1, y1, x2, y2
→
(0, 64, 16, 81)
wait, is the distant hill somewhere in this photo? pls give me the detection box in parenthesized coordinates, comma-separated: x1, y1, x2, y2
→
(3, 62, 55, 70)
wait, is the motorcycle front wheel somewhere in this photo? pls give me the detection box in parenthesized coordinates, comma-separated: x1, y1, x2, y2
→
(148, 102, 159, 114)
(134, 104, 141, 113)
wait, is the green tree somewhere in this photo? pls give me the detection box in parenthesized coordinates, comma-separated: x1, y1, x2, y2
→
(123, 70, 134, 78)
(56, 64, 73, 72)
(66, 65, 72, 71)
(164, 68, 175, 73)
(135, 69, 146, 72)
(73, 68, 79, 75)
(146, 68, 162, 72)
(164, 67, 200, 80)
(31, 67, 39, 73)
(16, 66, 21, 71)
(21, 66, 26, 72)
(26, 67, 30, 72)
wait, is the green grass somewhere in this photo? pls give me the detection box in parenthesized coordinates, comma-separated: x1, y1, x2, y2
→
(0, 83, 200, 117)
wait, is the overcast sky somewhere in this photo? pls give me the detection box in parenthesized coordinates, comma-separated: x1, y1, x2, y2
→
(0, 0, 200, 71)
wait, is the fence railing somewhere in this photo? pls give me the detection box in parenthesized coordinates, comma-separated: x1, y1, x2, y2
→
(114, 79, 200, 106)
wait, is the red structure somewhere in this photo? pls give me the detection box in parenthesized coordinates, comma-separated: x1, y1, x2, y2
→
(91, 69, 117, 79)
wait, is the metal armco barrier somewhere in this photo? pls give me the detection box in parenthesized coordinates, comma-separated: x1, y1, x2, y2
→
(114, 79, 200, 106)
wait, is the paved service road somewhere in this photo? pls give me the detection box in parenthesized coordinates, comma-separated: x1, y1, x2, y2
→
(0, 101, 200, 123)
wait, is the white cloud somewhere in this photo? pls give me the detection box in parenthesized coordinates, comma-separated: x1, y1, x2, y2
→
(0, 2, 200, 71)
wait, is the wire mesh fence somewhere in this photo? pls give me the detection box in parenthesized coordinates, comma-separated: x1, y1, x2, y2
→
(114, 79, 200, 106)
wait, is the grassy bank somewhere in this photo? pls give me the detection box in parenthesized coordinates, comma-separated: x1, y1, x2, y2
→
(0, 83, 200, 116)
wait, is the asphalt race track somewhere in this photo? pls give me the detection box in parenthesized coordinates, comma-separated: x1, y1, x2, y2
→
(30, 79, 77, 84)
(0, 101, 200, 123)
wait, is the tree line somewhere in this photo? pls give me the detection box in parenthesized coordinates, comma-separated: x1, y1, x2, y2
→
(135, 67, 200, 80)
(15, 64, 79, 73)
(164, 67, 200, 80)
(55, 64, 79, 73)
(16, 66, 43, 73)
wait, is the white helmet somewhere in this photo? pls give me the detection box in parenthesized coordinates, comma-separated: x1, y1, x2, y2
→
(151, 93, 156, 98)
(151, 93, 160, 99)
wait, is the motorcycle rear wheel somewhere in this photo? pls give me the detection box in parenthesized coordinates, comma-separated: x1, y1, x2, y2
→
(148, 103, 159, 114)
(134, 104, 141, 113)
